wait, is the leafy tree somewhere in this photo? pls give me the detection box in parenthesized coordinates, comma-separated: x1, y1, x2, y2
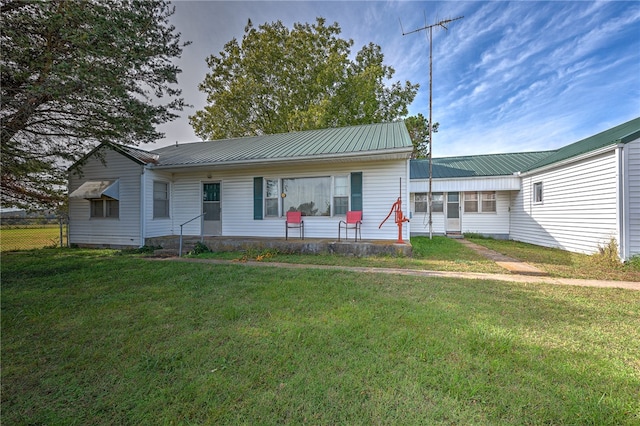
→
(405, 113, 439, 159)
(1, 0, 188, 209)
(190, 18, 418, 140)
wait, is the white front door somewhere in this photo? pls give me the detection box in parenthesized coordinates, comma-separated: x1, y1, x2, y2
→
(446, 192, 461, 233)
(202, 182, 221, 236)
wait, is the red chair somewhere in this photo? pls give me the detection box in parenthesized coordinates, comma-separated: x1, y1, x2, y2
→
(285, 211, 304, 240)
(338, 210, 362, 242)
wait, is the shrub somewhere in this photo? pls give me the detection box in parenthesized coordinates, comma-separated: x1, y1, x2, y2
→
(593, 237, 622, 267)
(190, 241, 211, 255)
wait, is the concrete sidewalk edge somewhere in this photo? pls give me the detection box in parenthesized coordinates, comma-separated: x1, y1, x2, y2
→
(156, 257, 640, 291)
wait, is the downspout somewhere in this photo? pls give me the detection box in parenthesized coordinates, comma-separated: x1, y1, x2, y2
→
(140, 166, 147, 248)
(616, 145, 626, 261)
(406, 159, 411, 241)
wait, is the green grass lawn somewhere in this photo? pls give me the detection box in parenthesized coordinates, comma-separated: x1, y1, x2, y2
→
(0, 225, 62, 251)
(466, 237, 640, 282)
(2, 249, 639, 424)
(194, 236, 640, 282)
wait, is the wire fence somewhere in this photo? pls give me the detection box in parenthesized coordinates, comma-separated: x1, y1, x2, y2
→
(0, 214, 69, 252)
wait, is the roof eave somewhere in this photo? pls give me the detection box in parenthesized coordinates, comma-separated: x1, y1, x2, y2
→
(521, 144, 617, 176)
(149, 147, 413, 171)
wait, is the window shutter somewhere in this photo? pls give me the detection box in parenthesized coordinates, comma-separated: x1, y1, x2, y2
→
(350, 172, 363, 213)
(253, 177, 263, 220)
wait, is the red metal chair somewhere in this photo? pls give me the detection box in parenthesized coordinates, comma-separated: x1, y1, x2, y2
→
(285, 211, 304, 240)
(338, 210, 362, 242)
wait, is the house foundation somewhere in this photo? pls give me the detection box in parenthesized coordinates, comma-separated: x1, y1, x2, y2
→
(145, 235, 412, 257)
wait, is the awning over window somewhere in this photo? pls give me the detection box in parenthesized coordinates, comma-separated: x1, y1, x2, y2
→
(69, 180, 119, 200)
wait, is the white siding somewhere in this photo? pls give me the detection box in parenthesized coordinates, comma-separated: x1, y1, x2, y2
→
(410, 191, 512, 236)
(625, 139, 640, 259)
(412, 176, 521, 192)
(460, 191, 511, 235)
(142, 169, 175, 238)
(153, 160, 410, 241)
(68, 148, 143, 247)
(510, 150, 618, 255)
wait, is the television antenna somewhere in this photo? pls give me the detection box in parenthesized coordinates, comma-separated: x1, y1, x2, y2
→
(401, 15, 463, 239)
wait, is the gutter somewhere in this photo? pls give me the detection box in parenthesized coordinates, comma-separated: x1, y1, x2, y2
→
(140, 166, 147, 248)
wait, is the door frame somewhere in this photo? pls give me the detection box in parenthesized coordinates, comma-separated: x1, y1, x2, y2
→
(202, 181, 222, 236)
(445, 192, 461, 233)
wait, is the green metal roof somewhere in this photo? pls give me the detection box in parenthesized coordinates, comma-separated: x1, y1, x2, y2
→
(152, 121, 413, 167)
(524, 116, 640, 171)
(411, 151, 553, 179)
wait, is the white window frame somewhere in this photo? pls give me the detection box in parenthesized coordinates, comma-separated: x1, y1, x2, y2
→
(481, 191, 496, 213)
(463, 192, 479, 213)
(415, 192, 444, 213)
(463, 191, 496, 213)
(533, 182, 543, 204)
(90, 198, 119, 219)
(264, 178, 280, 218)
(333, 175, 349, 216)
(153, 181, 170, 219)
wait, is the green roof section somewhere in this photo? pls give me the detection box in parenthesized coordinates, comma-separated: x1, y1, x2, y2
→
(411, 151, 554, 179)
(152, 121, 413, 167)
(524, 116, 640, 171)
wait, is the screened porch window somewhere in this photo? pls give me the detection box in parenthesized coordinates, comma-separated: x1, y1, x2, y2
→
(415, 193, 443, 213)
(481, 192, 496, 212)
(282, 177, 331, 216)
(464, 192, 478, 212)
(463, 191, 496, 213)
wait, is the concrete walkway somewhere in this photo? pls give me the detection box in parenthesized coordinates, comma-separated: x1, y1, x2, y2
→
(456, 239, 548, 276)
(159, 257, 640, 291)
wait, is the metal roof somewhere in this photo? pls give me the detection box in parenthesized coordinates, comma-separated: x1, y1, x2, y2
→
(69, 180, 119, 200)
(524, 116, 640, 171)
(115, 145, 159, 165)
(151, 121, 413, 167)
(411, 151, 553, 179)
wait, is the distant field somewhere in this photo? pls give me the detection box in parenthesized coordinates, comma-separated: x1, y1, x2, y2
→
(0, 226, 62, 251)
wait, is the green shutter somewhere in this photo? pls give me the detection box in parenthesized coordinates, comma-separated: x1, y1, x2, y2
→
(350, 172, 363, 213)
(253, 177, 263, 220)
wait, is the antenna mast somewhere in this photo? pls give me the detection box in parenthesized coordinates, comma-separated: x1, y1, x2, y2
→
(401, 15, 463, 239)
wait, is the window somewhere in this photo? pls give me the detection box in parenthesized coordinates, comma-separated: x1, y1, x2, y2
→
(415, 193, 443, 213)
(153, 181, 170, 218)
(264, 179, 279, 217)
(90, 198, 119, 218)
(464, 192, 478, 212)
(432, 193, 444, 212)
(481, 192, 496, 212)
(463, 191, 496, 213)
(334, 176, 349, 215)
(534, 182, 543, 204)
(415, 193, 428, 213)
(282, 177, 331, 216)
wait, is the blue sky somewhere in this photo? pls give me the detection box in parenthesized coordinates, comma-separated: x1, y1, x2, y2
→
(148, 0, 640, 157)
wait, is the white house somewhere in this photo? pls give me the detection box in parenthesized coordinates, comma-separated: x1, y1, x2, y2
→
(410, 117, 640, 260)
(69, 117, 640, 260)
(68, 121, 414, 248)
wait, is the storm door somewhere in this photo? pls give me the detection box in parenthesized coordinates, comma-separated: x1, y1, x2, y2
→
(446, 192, 461, 233)
(202, 182, 221, 236)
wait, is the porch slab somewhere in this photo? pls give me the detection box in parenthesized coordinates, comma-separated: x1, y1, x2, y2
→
(146, 235, 412, 257)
